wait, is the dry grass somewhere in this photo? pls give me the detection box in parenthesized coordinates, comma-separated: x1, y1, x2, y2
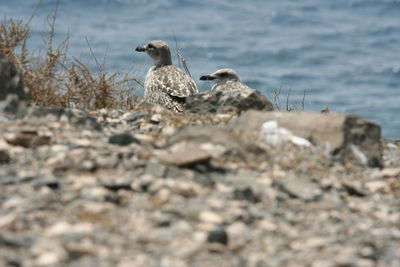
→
(0, 10, 141, 110)
(272, 86, 307, 111)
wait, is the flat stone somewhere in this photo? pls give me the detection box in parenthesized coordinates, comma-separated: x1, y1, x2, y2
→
(157, 142, 212, 167)
(275, 176, 322, 201)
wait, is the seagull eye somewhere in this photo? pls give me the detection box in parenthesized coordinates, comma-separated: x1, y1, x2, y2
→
(147, 43, 155, 49)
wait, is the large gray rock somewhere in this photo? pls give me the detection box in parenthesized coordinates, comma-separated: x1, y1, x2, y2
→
(0, 54, 28, 100)
(231, 110, 383, 168)
(185, 86, 274, 114)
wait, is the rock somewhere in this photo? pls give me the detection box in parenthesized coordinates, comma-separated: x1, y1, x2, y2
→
(364, 181, 389, 193)
(207, 226, 228, 245)
(157, 141, 212, 167)
(144, 159, 167, 177)
(185, 86, 274, 114)
(233, 187, 261, 203)
(341, 181, 367, 197)
(109, 133, 139, 146)
(199, 210, 224, 224)
(231, 110, 383, 167)
(275, 176, 322, 201)
(0, 54, 28, 100)
(103, 178, 133, 191)
(0, 93, 399, 266)
(121, 111, 149, 122)
(380, 167, 400, 178)
(0, 149, 10, 164)
(226, 221, 249, 249)
(260, 120, 311, 147)
(5, 131, 51, 148)
(0, 234, 34, 248)
(34, 178, 60, 190)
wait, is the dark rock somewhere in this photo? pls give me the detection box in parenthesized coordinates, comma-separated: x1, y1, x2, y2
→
(0, 54, 28, 100)
(109, 133, 139, 146)
(103, 180, 133, 191)
(207, 226, 229, 245)
(231, 110, 383, 168)
(185, 87, 274, 114)
(105, 193, 121, 205)
(34, 178, 60, 190)
(5, 132, 51, 148)
(233, 187, 261, 203)
(6, 259, 21, 267)
(0, 149, 11, 164)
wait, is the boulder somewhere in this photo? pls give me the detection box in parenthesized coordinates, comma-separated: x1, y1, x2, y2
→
(230, 110, 383, 168)
(185, 86, 274, 114)
(0, 54, 28, 100)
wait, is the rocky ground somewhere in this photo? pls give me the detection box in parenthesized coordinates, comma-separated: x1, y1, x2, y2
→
(0, 93, 399, 267)
(0, 50, 399, 267)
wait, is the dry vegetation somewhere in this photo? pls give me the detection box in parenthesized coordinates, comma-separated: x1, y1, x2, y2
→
(1, 6, 308, 113)
(272, 86, 307, 111)
(0, 9, 141, 110)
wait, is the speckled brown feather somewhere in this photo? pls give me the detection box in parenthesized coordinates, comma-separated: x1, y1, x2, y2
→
(144, 65, 198, 112)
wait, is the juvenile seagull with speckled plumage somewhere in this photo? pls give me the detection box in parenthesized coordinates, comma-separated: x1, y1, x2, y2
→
(200, 68, 252, 92)
(135, 40, 198, 112)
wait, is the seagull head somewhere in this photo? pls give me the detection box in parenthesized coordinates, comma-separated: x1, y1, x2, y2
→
(135, 40, 172, 67)
(200, 68, 240, 84)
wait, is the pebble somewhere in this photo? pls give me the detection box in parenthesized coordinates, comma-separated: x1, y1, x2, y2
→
(199, 210, 224, 224)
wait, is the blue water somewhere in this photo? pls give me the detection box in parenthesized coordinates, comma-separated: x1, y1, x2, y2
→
(1, 0, 399, 138)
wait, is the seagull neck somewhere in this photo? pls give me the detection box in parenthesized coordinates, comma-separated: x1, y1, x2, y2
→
(154, 50, 172, 68)
(154, 59, 172, 68)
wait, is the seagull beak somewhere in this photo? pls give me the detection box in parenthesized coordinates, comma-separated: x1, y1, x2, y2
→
(135, 45, 146, 52)
(200, 75, 214, 81)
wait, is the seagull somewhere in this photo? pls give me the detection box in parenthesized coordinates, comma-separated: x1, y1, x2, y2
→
(200, 68, 251, 92)
(135, 40, 198, 112)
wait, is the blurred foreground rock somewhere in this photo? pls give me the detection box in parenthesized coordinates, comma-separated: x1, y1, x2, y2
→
(232, 110, 383, 167)
(0, 96, 399, 267)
